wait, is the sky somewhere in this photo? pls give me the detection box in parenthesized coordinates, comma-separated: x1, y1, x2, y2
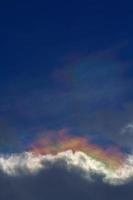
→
(0, 0, 133, 199)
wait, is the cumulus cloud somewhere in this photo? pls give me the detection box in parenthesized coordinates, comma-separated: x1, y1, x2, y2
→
(0, 150, 133, 185)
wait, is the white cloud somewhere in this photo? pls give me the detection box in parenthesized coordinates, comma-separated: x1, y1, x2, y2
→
(0, 151, 133, 185)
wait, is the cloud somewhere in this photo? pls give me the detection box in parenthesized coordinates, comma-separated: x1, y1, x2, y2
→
(0, 151, 133, 200)
(1, 159, 133, 200)
(118, 122, 133, 149)
(0, 150, 133, 185)
(0, 127, 133, 200)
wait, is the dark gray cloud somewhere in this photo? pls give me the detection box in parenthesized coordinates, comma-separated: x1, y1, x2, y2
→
(0, 164, 133, 200)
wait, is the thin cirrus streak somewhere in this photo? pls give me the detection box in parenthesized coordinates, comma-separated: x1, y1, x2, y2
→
(29, 129, 126, 170)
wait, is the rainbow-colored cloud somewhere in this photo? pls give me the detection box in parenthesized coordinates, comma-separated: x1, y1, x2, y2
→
(0, 129, 133, 186)
(29, 129, 126, 170)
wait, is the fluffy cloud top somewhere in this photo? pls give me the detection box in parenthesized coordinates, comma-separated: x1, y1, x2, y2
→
(0, 150, 133, 185)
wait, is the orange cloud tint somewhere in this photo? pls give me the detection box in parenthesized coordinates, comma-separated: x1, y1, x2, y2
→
(29, 129, 126, 170)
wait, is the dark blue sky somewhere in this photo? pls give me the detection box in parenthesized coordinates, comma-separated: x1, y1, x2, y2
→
(0, 0, 133, 152)
(0, 1, 133, 200)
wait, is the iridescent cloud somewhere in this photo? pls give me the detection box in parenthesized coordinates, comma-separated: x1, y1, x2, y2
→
(29, 129, 126, 170)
